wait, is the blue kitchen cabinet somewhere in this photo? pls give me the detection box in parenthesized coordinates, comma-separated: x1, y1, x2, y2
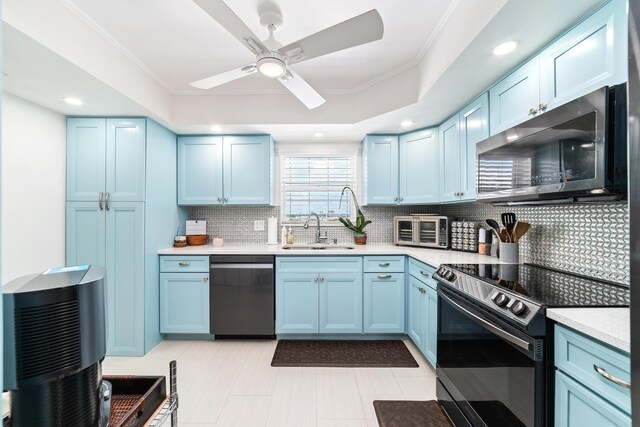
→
(407, 276, 425, 349)
(67, 118, 106, 201)
(539, 0, 627, 112)
(408, 259, 438, 368)
(177, 136, 223, 205)
(160, 272, 210, 334)
(276, 273, 319, 334)
(399, 129, 440, 204)
(177, 135, 274, 205)
(319, 273, 363, 334)
(439, 115, 461, 202)
(458, 93, 489, 201)
(424, 285, 438, 367)
(106, 119, 146, 202)
(66, 202, 106, 268)
(489, 57, 540, 136)
(362, 135, 399, 205)
(363, 272, 405, 333)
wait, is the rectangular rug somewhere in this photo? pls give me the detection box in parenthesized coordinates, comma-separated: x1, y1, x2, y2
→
(373, 400, 453, 427)
(270, 340, 419, 368)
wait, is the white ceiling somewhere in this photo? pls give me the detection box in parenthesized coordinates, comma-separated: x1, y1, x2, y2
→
(66, 0, 452, 93)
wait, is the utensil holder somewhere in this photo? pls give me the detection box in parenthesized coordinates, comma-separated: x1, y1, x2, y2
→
(500, 242, 519, 264)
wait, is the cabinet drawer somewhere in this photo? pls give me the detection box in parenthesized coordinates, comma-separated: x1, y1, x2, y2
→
(363, 256, 405, 273)
(160, 256, 210, 273)
(276, 256, 362, 273)
(409, 258, 437, 289)
(555, 324, 631, 414)
(555, 370, 630, 426)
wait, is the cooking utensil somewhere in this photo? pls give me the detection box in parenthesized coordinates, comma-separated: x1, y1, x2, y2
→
(501, 213, 517, 242)
(486, 219, 502, 242)
(513, 221, 530, 243)
(500, 229, 510, 243)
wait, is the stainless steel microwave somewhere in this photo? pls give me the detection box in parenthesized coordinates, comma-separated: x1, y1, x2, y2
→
(476, 84, 627, 204)
(393, 215, 449, 249)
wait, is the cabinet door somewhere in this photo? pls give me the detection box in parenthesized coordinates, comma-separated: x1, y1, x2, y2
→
(439, 115, 462, 202)
(489, 57, 540, 135)
(276, 273, 319, 334)
(319, 273, 363, 334)
(459, 93, 489, 201)
(66, 202, 106, 267)
(408, 277, 424, 350)
(399, 129, 440, 205)
(363, 273, 405, 333)
(178, 136, 223, 205)
(424, 286, 438, 368)
(555, 371, 631, 427)
(223, 136, 273, 205)
(160, 273, 210, 334)
(67, 118, 106, 201)
(106, 119, 146, 202)
(105, 202, 145, 356)
(540, 0, 627, 112)
(363, 135, 398, 205)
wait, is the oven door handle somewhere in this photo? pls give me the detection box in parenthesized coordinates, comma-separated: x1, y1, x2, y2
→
(439, 292, 531, 352)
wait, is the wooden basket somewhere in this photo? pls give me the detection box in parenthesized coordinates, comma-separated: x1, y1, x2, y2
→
(186, 234, 209, 246)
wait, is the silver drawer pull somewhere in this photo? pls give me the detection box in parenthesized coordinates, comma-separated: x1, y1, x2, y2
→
(178, 262, 191, 267)
(377, 274, 392, 279)
(593, 364, 631, 389)
(203, 277, 209, 282)
(378, 262, 390, 267)
(420, 270, 430, 276)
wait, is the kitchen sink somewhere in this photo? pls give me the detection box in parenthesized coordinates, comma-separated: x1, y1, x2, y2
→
(281, 243, 355, 250)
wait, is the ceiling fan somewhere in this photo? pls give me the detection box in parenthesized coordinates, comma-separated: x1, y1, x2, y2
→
(190, 0, 384, 109)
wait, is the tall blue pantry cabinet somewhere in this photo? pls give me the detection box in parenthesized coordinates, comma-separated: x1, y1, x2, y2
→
(66, 118, 188, 356)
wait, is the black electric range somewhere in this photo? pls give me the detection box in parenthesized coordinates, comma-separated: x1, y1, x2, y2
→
(432, 263, 629, 427)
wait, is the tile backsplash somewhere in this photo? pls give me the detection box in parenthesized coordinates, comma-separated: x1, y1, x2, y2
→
(191, 201, 629, 285)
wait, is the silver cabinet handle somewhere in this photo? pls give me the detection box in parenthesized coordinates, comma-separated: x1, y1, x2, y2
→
(593, 364, 631, 389)
(320, 276, 324, 283)
(528, 107, 540, 116)
(224, 198, 229, 203)
(538, 103, 547, 112)
(98, 192, 104, 210)
(178, 262, 191, 267)
(460, 192, 464, 196)
(377, 274, 392, 279)
(393, 197, 398, 202)
(313, 277, 318, 283)
(203, 277, 209, 282)
(217, 197, 222, 203)
(105, 192, 110, 210)
(399, 197, 404, 202)
(379, 262, 390, 267)
(420, 270, 430, 277)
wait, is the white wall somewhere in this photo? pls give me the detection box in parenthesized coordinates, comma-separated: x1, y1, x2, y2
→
(1, 93, 66, 283)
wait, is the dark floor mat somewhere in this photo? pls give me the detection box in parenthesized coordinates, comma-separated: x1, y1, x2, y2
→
(373, 400, 453, 427)
(270, 340, 419, 368)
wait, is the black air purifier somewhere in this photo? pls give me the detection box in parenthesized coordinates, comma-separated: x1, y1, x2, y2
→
(3, 265, 109, 426)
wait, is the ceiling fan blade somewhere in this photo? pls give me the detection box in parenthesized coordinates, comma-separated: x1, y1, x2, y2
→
(189, 64, 257, 89)
(279, 69, 325, 109)
(278, 9, 383, 65)
(193, 0, 267, 54)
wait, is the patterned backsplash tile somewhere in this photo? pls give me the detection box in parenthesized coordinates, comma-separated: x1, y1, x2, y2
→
(191, 201, 629, 285)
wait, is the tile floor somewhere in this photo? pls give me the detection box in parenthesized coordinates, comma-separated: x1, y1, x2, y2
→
(102, 339, 437, 427)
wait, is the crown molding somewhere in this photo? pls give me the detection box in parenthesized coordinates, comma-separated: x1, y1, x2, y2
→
(415, 0, 461, 63)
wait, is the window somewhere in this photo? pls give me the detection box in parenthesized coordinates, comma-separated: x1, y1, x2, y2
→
(281, 156, 356, 224)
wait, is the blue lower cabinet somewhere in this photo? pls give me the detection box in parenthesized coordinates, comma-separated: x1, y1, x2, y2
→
(555, 370, 631, 427)
(319, 273, 363, 334)
(160, 273, 210, 334)
(363, 273, 405, 333)
(276, 273, 319, 334)
(408, 262, 438, 368)
(424, 286, 438, 367)
(408, 276, 425, 349)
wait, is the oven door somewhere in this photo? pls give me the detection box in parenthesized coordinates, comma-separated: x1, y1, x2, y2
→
(436, 285, 545, 427)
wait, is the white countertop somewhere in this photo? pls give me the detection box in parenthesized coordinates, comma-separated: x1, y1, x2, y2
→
(158, 243, 498, 268)
(547, 307, 630, 353)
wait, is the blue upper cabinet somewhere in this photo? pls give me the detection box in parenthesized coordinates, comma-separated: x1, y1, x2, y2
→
(489, 57, 540, 136)
(177, 135, 274, 205)
(177, 136, 223, 205)
(459, 93, 489, 201)
(539, 0, 627, 112)
(67, 118, 106, 201)
(223, 136, 273, 205)
(106, 119, 146, 202)
(399, 129, 439, 204)
(439, 114, 461, 202)
(363, 135, 399, 205)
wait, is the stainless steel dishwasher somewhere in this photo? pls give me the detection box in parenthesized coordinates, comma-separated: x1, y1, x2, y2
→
(209, 255, 275, 337)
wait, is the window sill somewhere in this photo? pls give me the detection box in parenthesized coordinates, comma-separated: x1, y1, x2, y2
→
(282, 222, 350, 228)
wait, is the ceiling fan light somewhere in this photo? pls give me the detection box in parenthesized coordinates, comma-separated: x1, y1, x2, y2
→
(256, 52, 287, 78)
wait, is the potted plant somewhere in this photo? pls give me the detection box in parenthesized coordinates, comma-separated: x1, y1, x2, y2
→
(338, 186, 372, 245)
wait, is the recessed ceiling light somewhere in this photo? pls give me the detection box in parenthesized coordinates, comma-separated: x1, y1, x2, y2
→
(63, 97, 83, 106)
(210, 125, 222, 132)
(313, 132, 324, 137)
(493, 41, 518, 56)
(400, 120, 413, 127)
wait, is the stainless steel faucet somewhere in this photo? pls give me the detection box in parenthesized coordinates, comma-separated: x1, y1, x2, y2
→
(303, 212, 327, 244)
